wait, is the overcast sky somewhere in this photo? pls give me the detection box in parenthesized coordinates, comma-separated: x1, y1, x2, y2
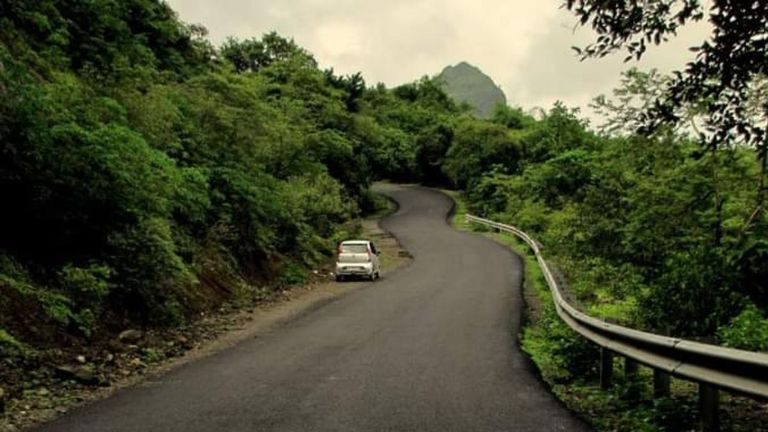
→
(167, 0, 711, 119)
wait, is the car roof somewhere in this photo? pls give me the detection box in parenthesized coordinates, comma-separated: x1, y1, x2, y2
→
(340, 240, 370, 244)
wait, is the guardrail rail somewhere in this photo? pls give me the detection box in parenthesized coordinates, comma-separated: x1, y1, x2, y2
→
(465, 214, 768, 432)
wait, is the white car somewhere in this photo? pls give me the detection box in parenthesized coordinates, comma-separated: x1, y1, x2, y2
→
(335, 240, 381, 281)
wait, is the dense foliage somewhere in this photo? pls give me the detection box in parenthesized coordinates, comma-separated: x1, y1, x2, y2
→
(0, 0, 468, 351)
(556, 0, 768, 345)
(463, 86, 767, 349)
(566, 0, 768, 220)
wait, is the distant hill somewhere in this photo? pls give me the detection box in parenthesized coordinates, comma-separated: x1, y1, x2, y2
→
(437, 62, 507, 118)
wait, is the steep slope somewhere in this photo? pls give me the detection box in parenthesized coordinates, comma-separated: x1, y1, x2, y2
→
(437, 62, 507, 118)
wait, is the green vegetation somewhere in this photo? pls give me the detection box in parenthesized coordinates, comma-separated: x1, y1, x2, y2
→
(436, 62, 507, 118)
(453, 85, 768, 342)
(0, 0, 462, 354)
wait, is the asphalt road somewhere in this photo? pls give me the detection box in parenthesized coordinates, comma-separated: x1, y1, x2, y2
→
(38, 185, 589, 432)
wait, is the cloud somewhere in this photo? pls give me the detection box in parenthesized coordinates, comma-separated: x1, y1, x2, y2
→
(505, 7, 711, 116)
(167, 0, 712, 116)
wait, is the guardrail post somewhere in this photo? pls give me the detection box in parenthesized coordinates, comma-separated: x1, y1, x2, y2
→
(624, 358, 641, 399)
(698, 383, 719, 432)
(599, 348, 613, 389)
(653, 369, 671, 398)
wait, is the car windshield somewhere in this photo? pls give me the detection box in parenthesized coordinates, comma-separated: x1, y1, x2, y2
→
(340, 244, 368, 253)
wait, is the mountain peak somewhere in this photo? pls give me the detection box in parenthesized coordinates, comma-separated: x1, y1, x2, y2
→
(444, 61, 478, 72)
(437, 62, 506, 118)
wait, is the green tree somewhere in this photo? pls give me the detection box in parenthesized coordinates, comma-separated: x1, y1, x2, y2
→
(566, 0, 768, 212)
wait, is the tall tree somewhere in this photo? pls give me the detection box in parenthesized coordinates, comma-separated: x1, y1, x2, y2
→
(566, 0, 768, 213)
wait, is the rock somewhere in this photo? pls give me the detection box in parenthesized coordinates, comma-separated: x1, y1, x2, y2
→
(0, 386, 5, 413)
(54, 365, 99, 386)
(54, 364, 75, 378)
(75, 355, 86, 364)
(107, 340, 126, 353)
(128, 358, 146, 368)
(38, 408, 58, 419)
(175, 335, 193, 349)
(117, 329, 143, 343)
(37, 387, 50, 397)
(104, 353, 115, 363)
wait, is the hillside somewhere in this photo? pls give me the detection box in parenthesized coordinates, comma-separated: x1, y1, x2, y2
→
(437, 62, 507, 118)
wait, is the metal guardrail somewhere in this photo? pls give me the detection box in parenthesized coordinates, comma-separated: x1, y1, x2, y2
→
(466, 214, 768, 431)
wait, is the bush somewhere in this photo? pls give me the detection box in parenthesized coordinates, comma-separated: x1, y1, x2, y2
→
(109, 217, 196, 325)
(717, 304, 768, 351)
(58, 264, 112, 335)
(59, 264, 111, 309)
(275, 261, 308, 287)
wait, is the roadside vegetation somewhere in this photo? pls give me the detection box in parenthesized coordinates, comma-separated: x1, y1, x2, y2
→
(449, 191, 767, 432)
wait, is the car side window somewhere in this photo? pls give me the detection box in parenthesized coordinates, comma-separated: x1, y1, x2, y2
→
(370, 243, 377, 254)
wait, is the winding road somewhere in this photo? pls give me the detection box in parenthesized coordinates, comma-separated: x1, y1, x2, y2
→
(38, 185, 589, 432)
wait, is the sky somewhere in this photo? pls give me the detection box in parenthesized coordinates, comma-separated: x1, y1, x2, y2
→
(166, 0, 712, 120)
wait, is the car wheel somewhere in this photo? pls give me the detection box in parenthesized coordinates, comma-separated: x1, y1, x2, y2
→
(336, 275, 343, 282)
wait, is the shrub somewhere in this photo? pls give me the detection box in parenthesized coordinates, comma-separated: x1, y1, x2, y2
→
(275, 261, 308, 288)
(58, 264, 111, 309)
(717, 304, 768, 351)
(58, 264, 112, 335)
(109, 217, 196, 325)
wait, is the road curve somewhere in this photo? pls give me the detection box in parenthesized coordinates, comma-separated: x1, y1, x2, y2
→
(37, 185, 589, 432)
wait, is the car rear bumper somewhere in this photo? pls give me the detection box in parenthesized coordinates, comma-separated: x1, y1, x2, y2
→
(335, 265, 374, 276)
